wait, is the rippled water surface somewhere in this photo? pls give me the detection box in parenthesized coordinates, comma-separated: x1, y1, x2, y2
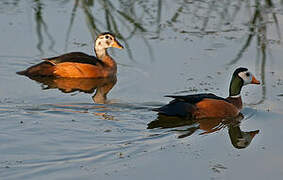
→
(1, 0, 283, 179)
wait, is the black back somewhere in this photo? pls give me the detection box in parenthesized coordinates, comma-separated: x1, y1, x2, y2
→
(165, 93, 228, 104)
(43, 52, 103, 66)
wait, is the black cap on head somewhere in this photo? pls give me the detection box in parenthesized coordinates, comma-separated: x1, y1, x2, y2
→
(233, 67, 248, 77)
(100, 32, 115, 37)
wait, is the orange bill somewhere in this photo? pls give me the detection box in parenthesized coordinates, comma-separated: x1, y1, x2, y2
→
(249, 130, 260, 138)
(112, 40, 124, 49)
(251, 76, 260, 84)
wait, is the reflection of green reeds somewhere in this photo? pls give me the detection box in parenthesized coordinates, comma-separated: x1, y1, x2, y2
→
(63, 0, 154, 61)
(34, 0, 55, 54)
(34, 0, 43, 54)
(227, 1, 260, 65)
(229, 0, 281, 66)
(64, 0, 79, 51)
(3, 0, 282, 67)
(117, 10, 146, 32)
(227, 0, 281, 104)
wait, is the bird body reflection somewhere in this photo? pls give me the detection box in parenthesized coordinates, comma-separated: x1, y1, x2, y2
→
(26, 75, 117, 104)
(148, 113, 259, 149)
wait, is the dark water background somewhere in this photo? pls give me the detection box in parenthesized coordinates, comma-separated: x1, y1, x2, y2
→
(1, 0, 283, 179)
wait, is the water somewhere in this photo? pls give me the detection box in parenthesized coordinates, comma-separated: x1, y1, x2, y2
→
(1, 0, 283, 179)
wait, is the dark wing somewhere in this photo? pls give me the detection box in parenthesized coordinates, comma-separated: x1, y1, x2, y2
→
(165, 93, 228, 103)
(152, 101, 196, 118)
(153, 93, 229, 118)
(43, 52, 103, 66)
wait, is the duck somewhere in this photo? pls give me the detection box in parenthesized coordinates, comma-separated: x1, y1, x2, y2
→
(153, 67, 260, 119)
(17, 32, 123, 78)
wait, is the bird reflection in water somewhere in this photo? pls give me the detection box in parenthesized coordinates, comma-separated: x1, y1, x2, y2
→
(148, 113, 259, 149)
(25, 75, 117, 104)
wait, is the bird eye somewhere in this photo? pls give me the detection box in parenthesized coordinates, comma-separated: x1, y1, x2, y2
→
(246, 72, 250, 77)
(105, 35, 109, 39)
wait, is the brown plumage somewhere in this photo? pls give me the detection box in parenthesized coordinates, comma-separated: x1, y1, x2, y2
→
(153, 68, 260, 119)
(17, 32, 123, 78)
(193, 98, 240, 119)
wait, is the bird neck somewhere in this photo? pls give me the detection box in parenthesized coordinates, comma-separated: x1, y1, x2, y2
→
(226, 96, 243, 110)
(95, 47, 117, 72)
(95, 47, 108, 60)
(227, 76, 244, 109)
(229, 76, 243, 97)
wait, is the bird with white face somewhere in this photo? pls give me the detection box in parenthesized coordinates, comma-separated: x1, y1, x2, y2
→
(94, 33, 124, 59)
(17, 32, 124, 78)
(153, 67, 260, 119)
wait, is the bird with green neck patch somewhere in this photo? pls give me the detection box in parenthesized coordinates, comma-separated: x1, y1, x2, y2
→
(153, 67, 260, 119)
(227, 67, 260, 110)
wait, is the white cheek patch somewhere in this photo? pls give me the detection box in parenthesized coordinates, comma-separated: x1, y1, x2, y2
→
(238, 71, 252, 85)
(96, 39, 109, 49)
(96, 38, 113, 48)
(95, 40, 102, 49)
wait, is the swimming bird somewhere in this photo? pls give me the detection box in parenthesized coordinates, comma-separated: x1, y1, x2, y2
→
(153, 67, 260, 119)
(17, 32, 123, 78)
